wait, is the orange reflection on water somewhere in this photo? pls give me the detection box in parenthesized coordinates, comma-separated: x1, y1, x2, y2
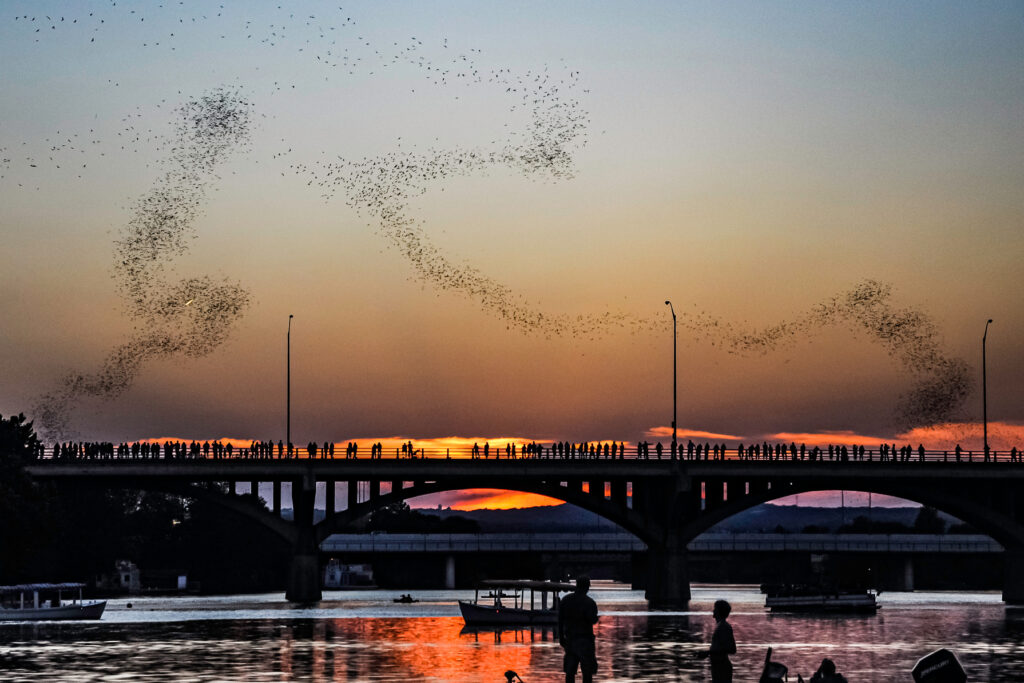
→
(288, 617, 553, 682)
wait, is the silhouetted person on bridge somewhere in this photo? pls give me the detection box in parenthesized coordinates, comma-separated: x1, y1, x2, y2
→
(559, 575, 598, 683)
(700, 599, 736, 683)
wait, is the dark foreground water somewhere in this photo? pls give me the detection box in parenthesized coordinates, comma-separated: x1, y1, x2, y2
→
(2, 585, 1024, 681)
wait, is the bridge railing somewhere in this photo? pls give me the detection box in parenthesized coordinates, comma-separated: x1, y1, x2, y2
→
(318, 531, 1003, 554)
(25, 442, 1021, 464)
(688, 532, 1003, 553)
(321, 532, 647, 553)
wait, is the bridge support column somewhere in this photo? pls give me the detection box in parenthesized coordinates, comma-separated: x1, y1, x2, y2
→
(645, 543, 690, 608)
(1004, 548, 1024, 604)
(445, 555, 456, 589)
(611, 480, 627, 507)
(285, 476, 322, 604)
(326, 480, 335, 513)
(903, 558, 915, 592)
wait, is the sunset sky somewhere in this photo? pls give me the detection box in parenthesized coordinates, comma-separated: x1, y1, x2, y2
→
(2, 2, 1022, 514)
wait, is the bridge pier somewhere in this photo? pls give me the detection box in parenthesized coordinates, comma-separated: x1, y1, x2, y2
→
(903, 558, 915, 592)
(1003, 548, 1024, 604)
(326, 480, 335, 513)
(645, 543, 691, 608)
(285, 476, 322, 603)
(445, 555, 456, 589)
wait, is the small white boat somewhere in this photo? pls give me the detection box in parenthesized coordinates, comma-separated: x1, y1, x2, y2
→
(764, 585, 878, 613)
(0, 583, 106, 621)
(458, 579, 575, 626)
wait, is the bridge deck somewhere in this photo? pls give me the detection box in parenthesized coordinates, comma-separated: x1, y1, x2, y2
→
(26, 458, 1024, 482)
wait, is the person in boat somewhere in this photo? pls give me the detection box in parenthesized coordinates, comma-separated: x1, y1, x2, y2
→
(699, 599, 737, 682)
(808, 658, 848, 683)
(558, 575, 599, 683)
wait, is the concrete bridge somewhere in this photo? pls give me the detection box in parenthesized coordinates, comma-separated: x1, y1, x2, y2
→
(26, 456, 1024, 605)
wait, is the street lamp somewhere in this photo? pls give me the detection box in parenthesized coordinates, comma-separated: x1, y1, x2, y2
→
(665, 301, 677, 458)
(287, 314, 294, 455)
(983, 319, 993, 456)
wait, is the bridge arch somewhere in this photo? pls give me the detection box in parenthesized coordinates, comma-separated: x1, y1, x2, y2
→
(314, 479, 652, 546)
(680, 481, 1020, 548)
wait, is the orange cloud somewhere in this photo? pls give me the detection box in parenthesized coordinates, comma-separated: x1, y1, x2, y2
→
(646, 426, 743, 441)
(895, 421, 1024, 451)
(409, 489, 565, 511)
(764, 431, 890, 448)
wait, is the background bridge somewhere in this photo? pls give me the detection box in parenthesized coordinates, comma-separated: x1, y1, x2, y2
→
(27, 457, 1024, 605)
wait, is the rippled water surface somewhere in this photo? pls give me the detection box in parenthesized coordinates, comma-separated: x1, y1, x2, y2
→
(2, 585, 1024, 681)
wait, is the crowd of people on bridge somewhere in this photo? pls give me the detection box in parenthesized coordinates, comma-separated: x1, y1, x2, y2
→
(30, 438, 1021, 464)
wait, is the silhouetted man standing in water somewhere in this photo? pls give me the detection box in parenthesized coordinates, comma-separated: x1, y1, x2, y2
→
(559, 575, 598, 683)
(700, 599, 736, 682)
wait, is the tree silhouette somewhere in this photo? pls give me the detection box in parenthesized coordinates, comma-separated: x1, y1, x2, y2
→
(913, 506, 947, 534)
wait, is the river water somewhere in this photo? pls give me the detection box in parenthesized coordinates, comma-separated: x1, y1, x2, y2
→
(2, 585, 1023, 681)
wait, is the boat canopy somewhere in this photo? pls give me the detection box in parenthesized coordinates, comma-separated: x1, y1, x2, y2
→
(0, 583, 86, 593)
(477, 580, 576, 592)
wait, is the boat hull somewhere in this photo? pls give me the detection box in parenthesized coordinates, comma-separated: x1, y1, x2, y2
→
(765, 594, 877, 613)
(0, 601, 106, 621)
(458, 600, 558, 625)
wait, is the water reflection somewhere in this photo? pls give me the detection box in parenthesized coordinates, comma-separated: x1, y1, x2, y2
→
(1, 589, 1024, 681)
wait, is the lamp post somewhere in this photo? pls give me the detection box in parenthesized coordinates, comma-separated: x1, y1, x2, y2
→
(287, 314, 294, 454)
(665, 301, 677, 458)
(983, 318, 993, 456)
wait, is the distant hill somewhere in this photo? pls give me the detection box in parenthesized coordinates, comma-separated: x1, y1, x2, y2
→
(413, 502, 967, 535)
(417, 504, 623, 533)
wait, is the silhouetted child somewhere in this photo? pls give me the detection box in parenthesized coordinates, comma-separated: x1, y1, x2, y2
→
(808, 658, 847, 683)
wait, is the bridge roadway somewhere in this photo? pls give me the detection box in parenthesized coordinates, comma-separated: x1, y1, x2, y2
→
(27, 457, 1024, 482)
(26, 457, 1024, 606)
(321, 532, 1002, 554)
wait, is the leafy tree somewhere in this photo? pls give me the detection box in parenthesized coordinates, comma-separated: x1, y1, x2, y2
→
(180, 497, 289, 593)
(838, 515, 912, 534)
(0, 412, 42, 470)
(365, 501, 480, 533)
(0, 413, 52, 581)
(913, 506, 947, 534)
(948, 521, 980, 534)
